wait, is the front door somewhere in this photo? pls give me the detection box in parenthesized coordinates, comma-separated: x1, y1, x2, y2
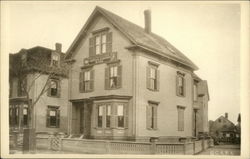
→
(80, 103, 91, 137)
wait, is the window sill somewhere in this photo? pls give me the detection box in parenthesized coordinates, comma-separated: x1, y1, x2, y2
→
(48, 95, 60, 98)
(47, 126, 59, 128)
(94, 127, 127, 130)
(176, 94, 185, 98)
(81, 90, 94, 93)
(106, 87, 121, 90)
(147, 88, 159, 92)
(147, 128, 158, 131)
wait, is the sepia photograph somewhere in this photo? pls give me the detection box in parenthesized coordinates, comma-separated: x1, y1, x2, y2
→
(1, 1, 249, 158)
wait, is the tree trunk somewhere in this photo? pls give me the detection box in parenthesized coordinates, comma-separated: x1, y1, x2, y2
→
(23, 101, 36, 153)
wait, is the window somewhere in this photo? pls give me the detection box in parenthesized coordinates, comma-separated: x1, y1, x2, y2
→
(10, 106, 19, 126)
(23, 105, 28, 126)
(96, 103, 128, 129)
(51, 54, 59, 67)
(146, 102, 158, 130)
(48, 79, 60, 97)
(46, 106, 60, 128)
(176, 73, 185, 96)
(106, 105, 111, 128)
(117, 105, 124, 128)
(79, 69, 94, 92)
(193, 81, 198, 101)
(98, 105, 103, 128)
(146, 63, 159, 91)
(101, 34, 107, 53)
(18, 77, 27, 96)
(177, 106, 185, 131)
(95, 36, 101, 54)
(89, 31, 112, 56)
(105, 64, 122, 89)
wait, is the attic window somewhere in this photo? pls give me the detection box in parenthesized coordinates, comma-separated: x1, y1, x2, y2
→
(51, 53, 59, 67)
(89, 31, 112, 56)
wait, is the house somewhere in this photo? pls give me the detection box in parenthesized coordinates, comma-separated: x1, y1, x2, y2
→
(235, 113, 241, 144)
(209, 113, 237, 143)
(9, 43, 69, 133)
(64, 6, 209, 141)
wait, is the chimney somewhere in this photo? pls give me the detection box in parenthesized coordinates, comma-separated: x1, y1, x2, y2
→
(55, 43, 62, 52)
(225, 113, 228, 119)
(144, 9, 151, 33)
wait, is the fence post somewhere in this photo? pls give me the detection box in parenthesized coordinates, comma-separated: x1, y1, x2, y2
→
(105, 141, 110, 154)
(48, 132, 55, 150)
(150, 137, 158, 154)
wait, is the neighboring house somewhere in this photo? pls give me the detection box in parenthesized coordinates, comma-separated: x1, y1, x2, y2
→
(64, 6, 209, 141)
(235, 113, 241, 144)
(9, 44, 69, 133)
(209, 113, 237, 143)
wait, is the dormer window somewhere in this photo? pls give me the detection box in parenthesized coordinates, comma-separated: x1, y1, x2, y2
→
(89, 29, 112, 57)
(47, 79, 61, 97)
(51, 53, 59, 67)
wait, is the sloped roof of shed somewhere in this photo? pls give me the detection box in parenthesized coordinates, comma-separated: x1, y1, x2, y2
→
(65, 6, 198, 70)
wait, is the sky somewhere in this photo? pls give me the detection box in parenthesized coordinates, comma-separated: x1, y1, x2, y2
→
(1, 1, 241, 123)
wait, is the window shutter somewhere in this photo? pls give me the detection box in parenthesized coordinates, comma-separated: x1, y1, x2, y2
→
(20, 106, 24, 127)
(153, 106, 158, 129)
(124, 104, 128, 128)
(56, 109, 60, 128)
(79, 72, 84, 93)
(117, 65, 122, 88)
(176, 76, 179, 96)
(47, 80, 51, 96)
(156, 69, 160, 91)
(89, 37, 95, 56)
(105, 67, 110, 90)
(114, 104, 118, 128)
(178, 108, 184, 131)
(92, 105, 96, 127)
(146, 67, 150, 90)
(146, 105, 151, 129)
(57, 80, 61, 98)
(183, 77, 185, 96)
(46, 108, 50, 127)
(106, 32, 112, 53)
(90, 70, 95, 91)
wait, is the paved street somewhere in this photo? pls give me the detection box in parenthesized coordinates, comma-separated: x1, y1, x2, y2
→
(197, 144, 240, 155)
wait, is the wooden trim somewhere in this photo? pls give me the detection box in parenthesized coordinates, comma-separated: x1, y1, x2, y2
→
(148, 100, 160, 105)
(69, 95, 132, 103)
(106, 59, 121, 65)
(177, 71, 185, 76)
(177, 105, 186, 109)
(91, 95, 132, 101)
(148, 61, 159, 67)
(91, 27, 110, 35)
(81, 65, 94, 70)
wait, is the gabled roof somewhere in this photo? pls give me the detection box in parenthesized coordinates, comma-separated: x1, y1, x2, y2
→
(65, 6, 198, 70)
(10, 46, 68, 77)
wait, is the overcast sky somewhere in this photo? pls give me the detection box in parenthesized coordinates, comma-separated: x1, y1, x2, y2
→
(1, 1, 241, 123)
